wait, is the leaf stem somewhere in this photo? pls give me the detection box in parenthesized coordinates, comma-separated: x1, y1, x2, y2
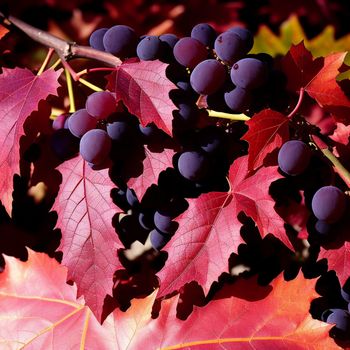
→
(37, 48, 55, 75)
(76, 67, 117, 77)
(65, 68, 76, 113)
(287, 87, 305, 118)
(207, 109, 250, 121)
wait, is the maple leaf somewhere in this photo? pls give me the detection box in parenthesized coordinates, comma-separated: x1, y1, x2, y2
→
(107, 60, 176, 136)
(329, 122, 350, 145)
(0, 249, 110, 349)
(127, 146, 175, 200)
(0, 24, 9, 40)
(157, 156, 291, 298)
(242, 109, 289, 171)
(282, 43, 350, 123)
(0, 67, 61, 215)
(112, 273, 336, 349)
(52, 156, 124, 322)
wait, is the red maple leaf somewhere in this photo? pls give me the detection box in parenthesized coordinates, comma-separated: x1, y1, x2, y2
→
(0, 250, 336, 349)
(107, 60, 176, 136)
(157, 156, 291, 297)
(242, 109, 289, 171)
(127, 146, 175, 200)
(0, 67, 61, 215)
(282, 42, 350, 123)
(52, 156, 124, 321)
(116, 273, 335, 349)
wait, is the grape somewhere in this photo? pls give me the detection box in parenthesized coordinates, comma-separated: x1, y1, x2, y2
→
(173, 37, 207, 69)
(89, 28, 108, 51)
(107, 117, 135, 143)
(315, 220, 332, 235)
(68, 109, 97, 138)
(277, 140, 311, 176)
(190, 59, 227, 95)
(173, 102, 199, 125)
(326, 309, 350, 332)
(191, 23, 216, 47)
(154, 211, 178, 234)
(85, 91, 116, 120)
(230, 58, 268, 89)
(159, 33, 179, 49)
(52, 113, 70, 131)
(341, 279, 350, 303)
(199, 126, 226, 154)
(224, 87, 252, 112)
(139, 123, 158, 138)
(79, 129, 111, 165)
(126, 188, 139, 208)
(177, 151, 210, 181)
(136, 36, 163, 60)
(51, 129, 79, 160)
(311, 186, 346, 223)
(214, 31, 244, 64)
(227, 27, 253, 53)
(150, 229, 170, 250)
(103, 25, 137, 57)
(139, 212, 154, 230)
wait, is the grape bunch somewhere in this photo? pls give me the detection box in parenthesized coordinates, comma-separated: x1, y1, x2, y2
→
(88, 23, 275, 114)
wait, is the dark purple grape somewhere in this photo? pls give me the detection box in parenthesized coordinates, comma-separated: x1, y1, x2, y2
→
(139, 123, 158, 138)
(214, 31, 244, 64)
(51, 129, 79, 159)
(315, 220, 332, 235)
(150, 229, 171, 250)
(277, 140, 311, 176)
(107, 118, 134, 143)
(103, 25, 137, 57)
(89, 28, 108, 51)
(173, 37, 207, 69)
(126, 188, 139, 208)
(85, 91, 116, 120)
(199, 126, 226, 154)
(341, 279, 350, 303)
(79, 129, 111, 165)
(159, 33, 179, 49)
(191, 23, 216, 47)
(326, 309, 350, 332)
(154, 211, 178, 234)
(68, 109, 97, 138)
(227, 27, 253, 53)
(224, 87, 252, 112)
(137, 36, 163, 60)
(311, 186, 347, 223)
(52, 113, 70, 131)
(230, 58, 268, 89)
(190, 59, 226, 95)
(177, 151, 210, 181)
(173, 102, 199, 126)
(139, 212, 154, 230)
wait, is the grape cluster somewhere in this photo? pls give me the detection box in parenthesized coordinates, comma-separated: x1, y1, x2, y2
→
(89, 23, 274, 114)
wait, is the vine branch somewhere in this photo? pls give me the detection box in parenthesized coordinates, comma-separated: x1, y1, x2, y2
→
(0, 11, 122, 67)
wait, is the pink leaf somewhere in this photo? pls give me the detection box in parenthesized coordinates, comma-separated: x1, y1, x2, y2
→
(52, 156, 124, 321)
(0, 67, 61, 214)
(110, 60, 176, 136)
(157, 156, 290, 297)
(242, 109, 289, 171)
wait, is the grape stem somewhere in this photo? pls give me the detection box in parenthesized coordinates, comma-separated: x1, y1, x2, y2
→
(37, 48, 55, 75)
(65, 68, 76, 113)
(287, 88, 305, 119)
(0, 11, 122, 67)
(311, 135, 350, 188)
(207, 110, 250, 121)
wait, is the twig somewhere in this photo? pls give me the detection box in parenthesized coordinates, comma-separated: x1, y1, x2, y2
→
(0, 11, 122, 67)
